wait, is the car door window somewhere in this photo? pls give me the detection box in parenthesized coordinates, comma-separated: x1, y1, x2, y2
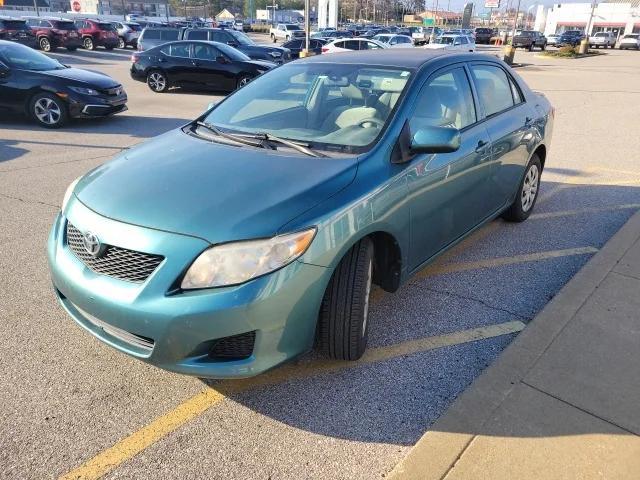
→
(470, 64, 515, 117)
(410, 67, 476, 130)
(210, 31, 227, 42)
(343, 40, 360, 50)
(144, 29, 161, 40)
(365, 41, 382, 50)
(169, 43, 190, 57)
(187, 30, 208, 40)
(193, 43, 219, 60)
(510, 77, 524, 104)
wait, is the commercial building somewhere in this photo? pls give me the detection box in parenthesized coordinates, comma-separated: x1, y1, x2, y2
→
(542, 1, 640, 38)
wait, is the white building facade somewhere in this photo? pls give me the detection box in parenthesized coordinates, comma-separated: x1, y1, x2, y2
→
(543, 2, 640, 39)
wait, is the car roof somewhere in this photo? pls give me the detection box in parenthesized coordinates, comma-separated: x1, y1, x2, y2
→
(298, 48, 479, 68)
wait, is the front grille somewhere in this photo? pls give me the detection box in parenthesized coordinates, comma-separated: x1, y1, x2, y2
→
(101, 85, 124, 96)
(209, 331, 256, 361)
(66, 222, 163, 283)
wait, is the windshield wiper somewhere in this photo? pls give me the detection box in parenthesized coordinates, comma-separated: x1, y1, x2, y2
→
(195, 121, 265, 148)
(236, 132, 325, 158)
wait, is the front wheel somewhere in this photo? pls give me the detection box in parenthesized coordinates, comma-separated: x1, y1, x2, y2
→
(39, 37, 52, 52)
(502, 154, 542, 222)
(236, 74, 252, 89)
(83, 37, 94, 50)
(147, 70, 168, 92)
(117, 37, 125, 49)
(317, 238, 374, 361)
(29, 92, 68, 129)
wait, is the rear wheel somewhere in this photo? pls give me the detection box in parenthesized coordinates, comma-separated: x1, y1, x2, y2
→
(117, 37, 125, 49)
(317, 238, 374, 361)
(29, 92, 68, 129)
(83, 36, 94, 50)
(147, 70, 168, 92)
(502, 154, 542, 222)
(39, 37, 52, 52)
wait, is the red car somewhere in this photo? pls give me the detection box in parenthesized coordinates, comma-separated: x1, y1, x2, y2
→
(25, 17, 82, 52)
(73, 19, 118, 50)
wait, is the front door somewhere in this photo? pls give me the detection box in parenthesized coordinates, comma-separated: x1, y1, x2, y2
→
(406, 66, 494, 270)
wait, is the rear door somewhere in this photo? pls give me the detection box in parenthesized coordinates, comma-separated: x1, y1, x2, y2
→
(159, 43, 192, 85)
(468, 62, 537, 210)
(190, 43, 235, 90)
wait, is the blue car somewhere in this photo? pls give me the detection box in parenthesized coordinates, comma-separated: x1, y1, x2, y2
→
(48, 50, 553, 378)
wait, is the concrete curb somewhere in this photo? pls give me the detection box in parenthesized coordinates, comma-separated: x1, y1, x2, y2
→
(388, 210, 640, 480)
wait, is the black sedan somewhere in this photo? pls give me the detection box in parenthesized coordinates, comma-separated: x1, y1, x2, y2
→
(130, 40, 276, 93)
(0, 40, 127, 128)
(281, 38, 326, 58)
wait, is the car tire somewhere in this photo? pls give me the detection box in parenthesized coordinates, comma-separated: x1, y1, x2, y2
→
(317, 237, 374, 361)
(117, 37, 125, 49)
(147, 70, 168, 93)
(502, 154, 542, 222)
(39, 37, 52, 52)
(236, 74, 252, 89)
(541, 43, 546, 51)
(83, 37, 94, 50)
(29, 92, 68, 129)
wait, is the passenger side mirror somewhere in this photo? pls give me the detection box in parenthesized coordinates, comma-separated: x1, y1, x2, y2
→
(216, 55, 229, 64)
(411, 126, 461, 154)
(204, 100, 218, 113)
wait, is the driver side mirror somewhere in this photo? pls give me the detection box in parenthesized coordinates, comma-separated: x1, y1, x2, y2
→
(216, 55, 229, 64)
(392, 123, 461, 164)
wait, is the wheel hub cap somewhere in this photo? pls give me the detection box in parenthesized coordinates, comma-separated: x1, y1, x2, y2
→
(149, 73, 165, 91)
(34, 98, 61, 125)
(521, 164, 539, 212)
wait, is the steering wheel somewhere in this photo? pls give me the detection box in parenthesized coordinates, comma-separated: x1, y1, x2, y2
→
(358, 117, 385, 128)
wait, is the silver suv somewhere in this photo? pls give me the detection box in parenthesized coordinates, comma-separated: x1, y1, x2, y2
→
(112, 22, 142, 49)
(589, 31, 616, 49)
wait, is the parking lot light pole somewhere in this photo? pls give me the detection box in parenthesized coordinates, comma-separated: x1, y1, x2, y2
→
(300, 0, 311, 57)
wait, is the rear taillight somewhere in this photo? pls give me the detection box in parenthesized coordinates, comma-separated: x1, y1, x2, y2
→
(131, 54, 139, 63)
(0, 29, 7, 35)
(321, 47, 329, 53)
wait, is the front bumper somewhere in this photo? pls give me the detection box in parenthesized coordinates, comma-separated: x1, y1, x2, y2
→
(47, 198, 330, 378)
(66, 90, 128, 118)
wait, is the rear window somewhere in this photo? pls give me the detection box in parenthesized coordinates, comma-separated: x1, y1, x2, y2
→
(53, 21, 77, 30)
(161, 30, 180, 40)
(2, 20, 30, 30)
(98, 23, 116, 31)
(143, 29, 161, 40)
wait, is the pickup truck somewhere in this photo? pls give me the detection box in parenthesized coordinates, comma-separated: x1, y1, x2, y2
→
(270, 23, 305, 42)
(512, 30, 547, 51)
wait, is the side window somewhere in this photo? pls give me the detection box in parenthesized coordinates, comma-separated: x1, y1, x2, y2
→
(41, 20, 52, 28)
(144, 29, 160, 40)
(470, 64, 515, 117)
(161, 30, 180, 41)
(187, 30, 208, 40)
(410, 67, 476, 130)
(509, 77, 524, 104)
(210, 31, 226, 42)
(169, 43, 190, 57)
(333, 41, 344, 48)
(365, 41, 382, 50)
(193, 44, 219, 60)
(343, 40, 360, 50)
(460, 37, 468, 44)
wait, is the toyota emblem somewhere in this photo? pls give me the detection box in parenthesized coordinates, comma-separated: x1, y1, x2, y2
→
(82, 231, 103, 257)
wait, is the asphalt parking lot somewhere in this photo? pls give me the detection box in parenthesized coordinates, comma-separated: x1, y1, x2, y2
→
(1, 41, 640, 479)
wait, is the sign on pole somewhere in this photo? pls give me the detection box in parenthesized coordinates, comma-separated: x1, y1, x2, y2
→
(484, 0, 500, 8)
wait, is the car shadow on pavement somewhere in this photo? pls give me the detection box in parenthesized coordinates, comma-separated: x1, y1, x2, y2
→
(0, 139, 29, 164)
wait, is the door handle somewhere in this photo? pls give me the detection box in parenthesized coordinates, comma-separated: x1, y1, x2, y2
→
(475, 140, 489, 153)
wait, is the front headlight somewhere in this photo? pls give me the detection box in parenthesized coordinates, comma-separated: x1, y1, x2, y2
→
(181, 228, 316, 289)
(61, 176, 81, 212)
(69, 86, 100, 96)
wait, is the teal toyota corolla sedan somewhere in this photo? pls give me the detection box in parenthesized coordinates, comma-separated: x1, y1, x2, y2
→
(48, 50, 553, 378)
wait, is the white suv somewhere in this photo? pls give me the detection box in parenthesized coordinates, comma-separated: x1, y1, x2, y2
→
(619, 33, 640, 50)
(589, 31, 616, 48)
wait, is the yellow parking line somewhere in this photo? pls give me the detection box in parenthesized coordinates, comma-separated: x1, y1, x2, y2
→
(58, 321, 525, 480)
(417, 246, 598, 278)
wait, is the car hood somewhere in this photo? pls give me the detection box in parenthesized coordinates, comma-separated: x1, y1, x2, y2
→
(37, 67, 120, 88)
(75, 129, 358, 244)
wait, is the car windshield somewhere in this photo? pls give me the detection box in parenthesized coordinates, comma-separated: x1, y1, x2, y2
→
(202, 63, 413, 153)
(99, 23, 116, 31)
(229, 29, 254, 45)
(0, 43, 65, 70)
(435, 36, 455, 44)
(3, 20, 30, 30)
(216, 42, 251, 61)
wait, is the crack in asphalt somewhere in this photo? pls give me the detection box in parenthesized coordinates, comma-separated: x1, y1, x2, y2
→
(422, 285, 532, 322)
(0, 192, 59, 209)
(0, 150, 125, 174)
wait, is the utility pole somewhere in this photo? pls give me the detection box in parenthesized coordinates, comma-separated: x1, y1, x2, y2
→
(510, 0, 521, 40)
(585, 1, 596, 37)
(303, 0, 310, 55)
(33, 0, 40, 17)
(121, 0, 126, 20)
